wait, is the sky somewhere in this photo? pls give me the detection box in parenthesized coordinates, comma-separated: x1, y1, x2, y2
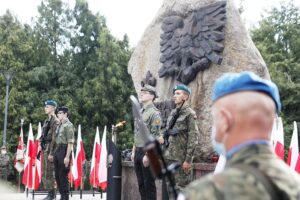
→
(0, 0, 298, 47)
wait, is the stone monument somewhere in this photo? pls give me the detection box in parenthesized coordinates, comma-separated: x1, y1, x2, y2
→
(128, 0, 270, 162)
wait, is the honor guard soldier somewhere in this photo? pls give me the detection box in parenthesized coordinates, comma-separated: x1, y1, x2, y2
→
(42, 100, 60, 200)
(54, 106, 74, 200)
(132, 84, 162, 200)
(159, 84, 199, 193)
(180, 72, 300, 200)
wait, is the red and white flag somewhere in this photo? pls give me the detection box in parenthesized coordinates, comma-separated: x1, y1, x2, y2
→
(69, 147, 76, 186)
(33, 122, 43, 190)
(287, 121, 300, 173)
(273, 117, 285, 160)
(90, 127, 101, 188)
(74, 125, 86, 189)
(98, 126, 107, 190)
(22, 123, 35, 189)
(14, 125, 25, 173)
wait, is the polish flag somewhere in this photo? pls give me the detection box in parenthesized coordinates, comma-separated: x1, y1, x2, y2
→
(273, 117, 285, 160)
(98, 126, 107, 190)
(69, 148, 76, 185)
(33, 123, 43, 190)
(74, 125, 86, 189)
(287, 121, 300, 173)
(14, 125, 25, 173)
(68, 149, 78, 186)
(90, 127, 101, 188)
(22, 124, 35, 189)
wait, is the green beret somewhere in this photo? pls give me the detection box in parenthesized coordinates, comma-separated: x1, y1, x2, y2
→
(141, 84, 158, 98)
(45, 100, 57, 107)
(173, 84, 191, 95)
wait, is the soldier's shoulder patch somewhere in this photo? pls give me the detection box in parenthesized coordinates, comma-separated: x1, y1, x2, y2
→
(154, 118, 161, 126)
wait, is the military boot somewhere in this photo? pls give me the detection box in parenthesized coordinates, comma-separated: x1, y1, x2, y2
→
(43, 190, 54, 200)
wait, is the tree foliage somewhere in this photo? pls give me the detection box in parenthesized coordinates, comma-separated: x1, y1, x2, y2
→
(0, 0, 135, 177)
(251, 0, 300, 149)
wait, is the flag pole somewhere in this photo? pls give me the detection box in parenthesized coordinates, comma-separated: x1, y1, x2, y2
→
(18, 118, 23, 193)
(70, 173, 73, 197)
(32, 159, 37, 200)
(93, 161, 95, 196)
(18, 172, 21, 193)
(80, 176, 83, 199)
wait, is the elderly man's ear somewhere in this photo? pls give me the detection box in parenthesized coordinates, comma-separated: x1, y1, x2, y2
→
(219, 108, 233, 135)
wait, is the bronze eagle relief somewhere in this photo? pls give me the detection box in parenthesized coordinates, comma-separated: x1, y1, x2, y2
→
(159, 1, 226, 84)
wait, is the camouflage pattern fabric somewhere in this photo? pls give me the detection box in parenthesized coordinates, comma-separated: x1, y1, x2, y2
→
(0, 154, 9, 180)
(42, 115, 60, 190)
(165, 104, 199, 189)
(134, 103, 161, 147)
(55, 119, 75, 145)
(182, 144, 300, 200)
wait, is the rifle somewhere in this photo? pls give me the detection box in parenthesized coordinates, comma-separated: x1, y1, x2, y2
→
(40, 116, 53, 151)
(163, 101, 184, 148)
(130, 95, 179, 199)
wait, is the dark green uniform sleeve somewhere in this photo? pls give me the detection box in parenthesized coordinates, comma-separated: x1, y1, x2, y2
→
(66, 123, 75, 144)
(185, 111, 199, 163)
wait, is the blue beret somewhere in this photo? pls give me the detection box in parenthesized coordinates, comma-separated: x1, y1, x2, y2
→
(173, 84, 191, 95)
(57, 106, 69, 113)
(212, 72, 281, 113)
(45, 100, 57, 107)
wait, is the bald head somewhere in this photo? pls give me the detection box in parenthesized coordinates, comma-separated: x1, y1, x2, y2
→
(212, 91, 276, 150)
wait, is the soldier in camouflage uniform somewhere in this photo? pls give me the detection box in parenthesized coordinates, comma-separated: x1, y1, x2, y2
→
(132, 84, 161, 200)
(159, 84, 199, 193)
(0, 145, 10, 181)
(42, 100, 60, 200)
(180, 72, 300, 200)
(53, 106, 74, 200)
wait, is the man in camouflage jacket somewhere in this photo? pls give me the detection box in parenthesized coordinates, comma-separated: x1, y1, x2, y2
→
(180, 72, 300, 200)
(160, 84, 199, 192)
(42, 100, 60, 200)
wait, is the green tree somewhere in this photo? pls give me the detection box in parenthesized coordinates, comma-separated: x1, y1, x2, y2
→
(0, 0, 135, 170)
(251, 0, 300, 151)
(0, 11, 42, 172)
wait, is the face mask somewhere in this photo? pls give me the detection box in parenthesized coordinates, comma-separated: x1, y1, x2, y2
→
(211, 126, 226, 156)
(1, 150, 6, 155)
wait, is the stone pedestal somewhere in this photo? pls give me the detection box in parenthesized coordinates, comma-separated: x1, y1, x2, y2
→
(121, 161, 216, 200)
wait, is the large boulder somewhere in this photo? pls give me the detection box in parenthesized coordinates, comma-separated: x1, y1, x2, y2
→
(128, 0, 269, 161)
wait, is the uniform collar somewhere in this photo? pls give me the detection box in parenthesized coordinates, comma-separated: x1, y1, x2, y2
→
(226, 139, 271, 159)
(61, 118, 69, 124)
(143, 102, 155, 109)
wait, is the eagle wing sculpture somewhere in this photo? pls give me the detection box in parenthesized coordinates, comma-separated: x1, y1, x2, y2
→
(159, 1, 226, 84)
